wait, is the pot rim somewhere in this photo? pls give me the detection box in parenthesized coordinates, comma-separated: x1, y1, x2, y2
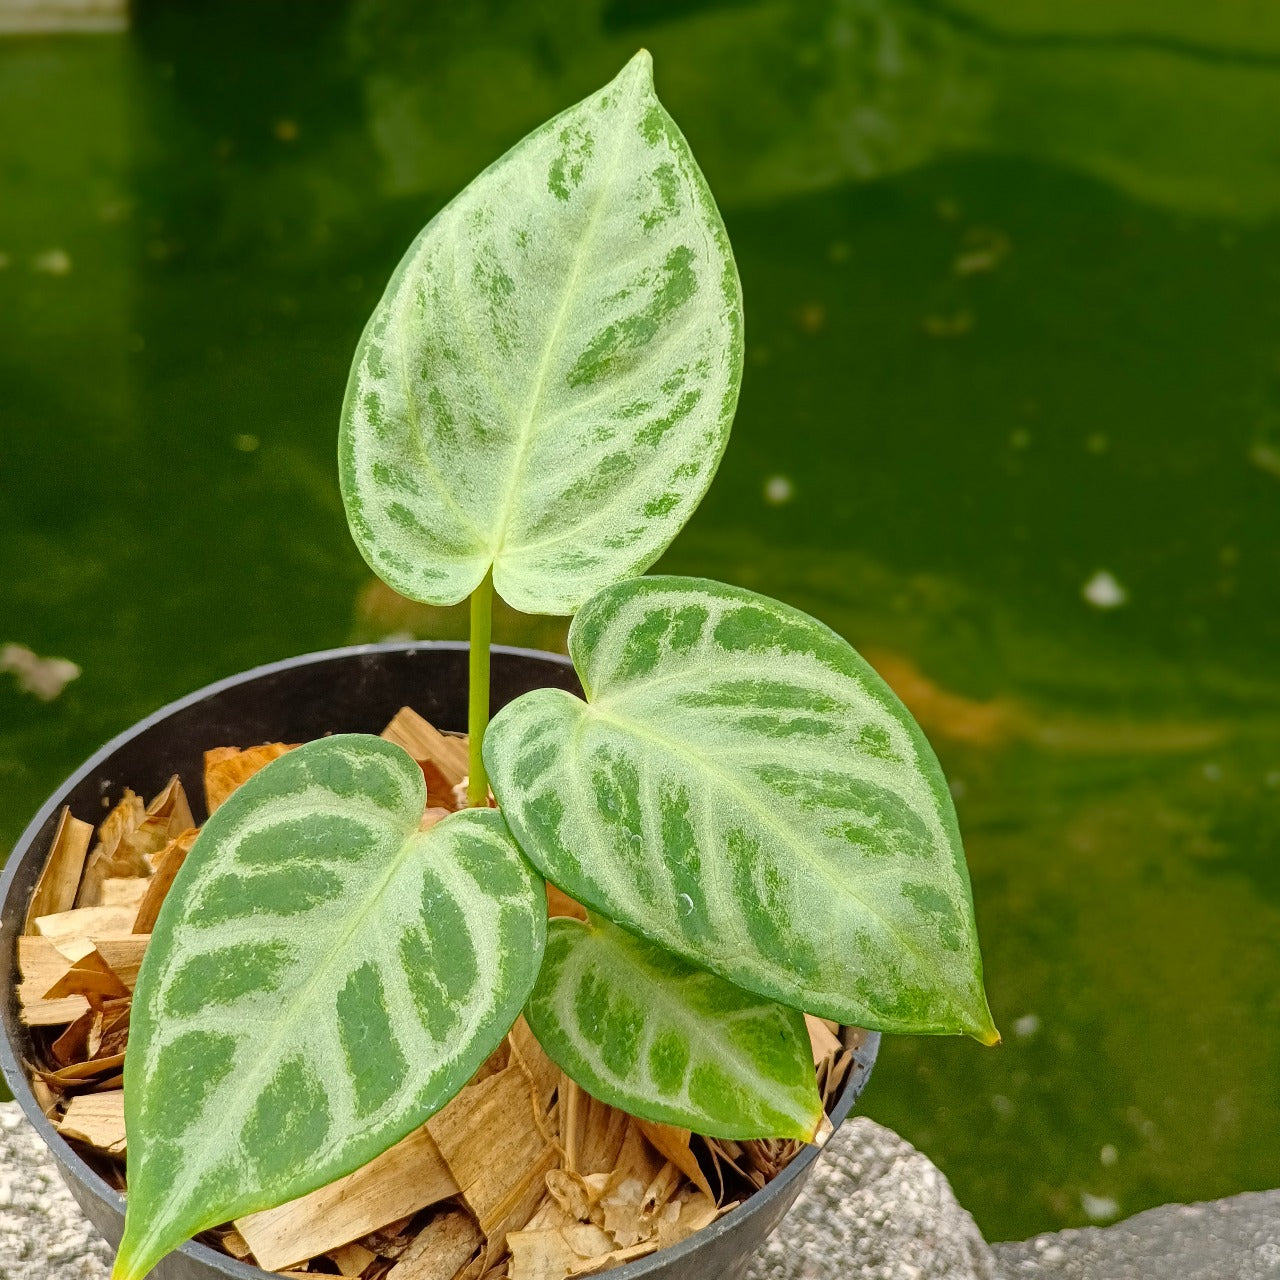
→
(0, 640, 879, 1280)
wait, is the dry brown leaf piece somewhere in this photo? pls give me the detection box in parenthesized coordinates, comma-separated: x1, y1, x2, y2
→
(653, 1190, 718, 1252)
(237, 1126, 458, 1272)
(381, 707, 470, 808)
(76, 790, 146, 907)
(133, 828, 197, 933)
(204, 742, 296, 813)
(507, 1017, 558, 1115)
(42, 949, 131, 1002)
(508, 1223, 617, 1280)
(638, 1162, 680, 1221)
(50, 1009, 94, 1067)
(543, 1171, 592, 1225)
(560, 1078, 626, 1178)
(633, 1121, 714, 1205)
(24, 808, 93, 932)
(565, 1240, 658, 1277)
(545, 885, 587, 922)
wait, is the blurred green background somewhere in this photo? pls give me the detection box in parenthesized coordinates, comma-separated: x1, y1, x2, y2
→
(2, 0, 1278, 1242)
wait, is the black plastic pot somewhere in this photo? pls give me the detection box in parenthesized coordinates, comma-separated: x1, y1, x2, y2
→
(0, 642, 879, 1280)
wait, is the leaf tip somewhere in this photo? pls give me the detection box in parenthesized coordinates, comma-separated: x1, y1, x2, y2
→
(809, 1112, 835, 1149)
(110, 1244, 152, 1280)
(622, 47, 655, 89)
(970, 997, 1001, 1047)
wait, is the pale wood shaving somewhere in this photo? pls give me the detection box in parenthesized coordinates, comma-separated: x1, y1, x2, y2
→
(58, 1090, 126, 1154)
(331, 1242, 378, 1276)
(427, 1064, 557, 1253)
(24, 808, 93, 932)
(99, 877, 149, 909)
(805, 1013, 843, 1066)
(33, 906, 137, 941)
(386, 1210, 482, 1280)
(236, 1126, 458, 1271)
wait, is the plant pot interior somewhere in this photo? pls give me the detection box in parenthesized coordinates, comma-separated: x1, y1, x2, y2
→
(0, 644, 879, 1280)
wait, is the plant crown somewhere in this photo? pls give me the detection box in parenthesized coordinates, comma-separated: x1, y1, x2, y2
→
(111, 51, 996, 1280)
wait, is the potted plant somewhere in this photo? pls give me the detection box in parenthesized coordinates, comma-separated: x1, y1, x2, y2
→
(1, 51, 996, 1280)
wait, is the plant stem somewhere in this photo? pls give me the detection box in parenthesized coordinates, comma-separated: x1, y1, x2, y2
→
(467, 568, 494, 806)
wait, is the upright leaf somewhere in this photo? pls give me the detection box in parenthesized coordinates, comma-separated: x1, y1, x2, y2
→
(113, 736, 546, 1280)
(339, 50, 743, 615)
(527, 916, 824, 1141)
(486, 576, 997, 1041)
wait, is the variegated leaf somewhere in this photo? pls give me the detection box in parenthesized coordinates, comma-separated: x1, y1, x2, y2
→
(113, 735, 546, 1280)
(527, 916, 823, 1141)
(486, 576, 997, 1041)
(339, 50, 742, 615)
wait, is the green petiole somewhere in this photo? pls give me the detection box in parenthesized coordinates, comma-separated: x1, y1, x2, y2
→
(467, 567, 494, 806)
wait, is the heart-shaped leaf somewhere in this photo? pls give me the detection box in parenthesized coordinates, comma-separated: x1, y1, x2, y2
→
(339, 50, 742, 615)
(527, 915, 824, 1141)
(486, 576, 997, 1041)
(113, 735, 546, 1280)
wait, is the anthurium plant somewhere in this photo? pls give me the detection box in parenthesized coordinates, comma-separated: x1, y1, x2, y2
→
(111, 51, 997, 1280)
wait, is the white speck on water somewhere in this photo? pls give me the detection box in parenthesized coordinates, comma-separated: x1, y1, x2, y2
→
(764, 474, 794, 505)
(1100, 1144, 1118, 1167)
(1080, 1192, 1119, 1221)
(948, 777, 967, 799)
(1014, 1013, 1040, 1038)
(678, 893, 694, 916)
(1083, 570, 1127, 609)
(234, 433, 260, 452)
(991, 1094, 1013, 1118)
(1202, 762, 1222, 782)
(32, 249, 72, 276)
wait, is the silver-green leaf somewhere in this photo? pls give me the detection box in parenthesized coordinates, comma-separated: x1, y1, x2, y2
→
(339, 50, 742, 615)
(486, 576, 997, 1042)
(113, 735, 546, 1280)
(527, 916, 824, 1141)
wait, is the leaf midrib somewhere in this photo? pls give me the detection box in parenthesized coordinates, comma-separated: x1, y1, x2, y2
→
(562, 927, 816, 1129)
(579, 702, 952, 1003)
(488, 85, 636, 562)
